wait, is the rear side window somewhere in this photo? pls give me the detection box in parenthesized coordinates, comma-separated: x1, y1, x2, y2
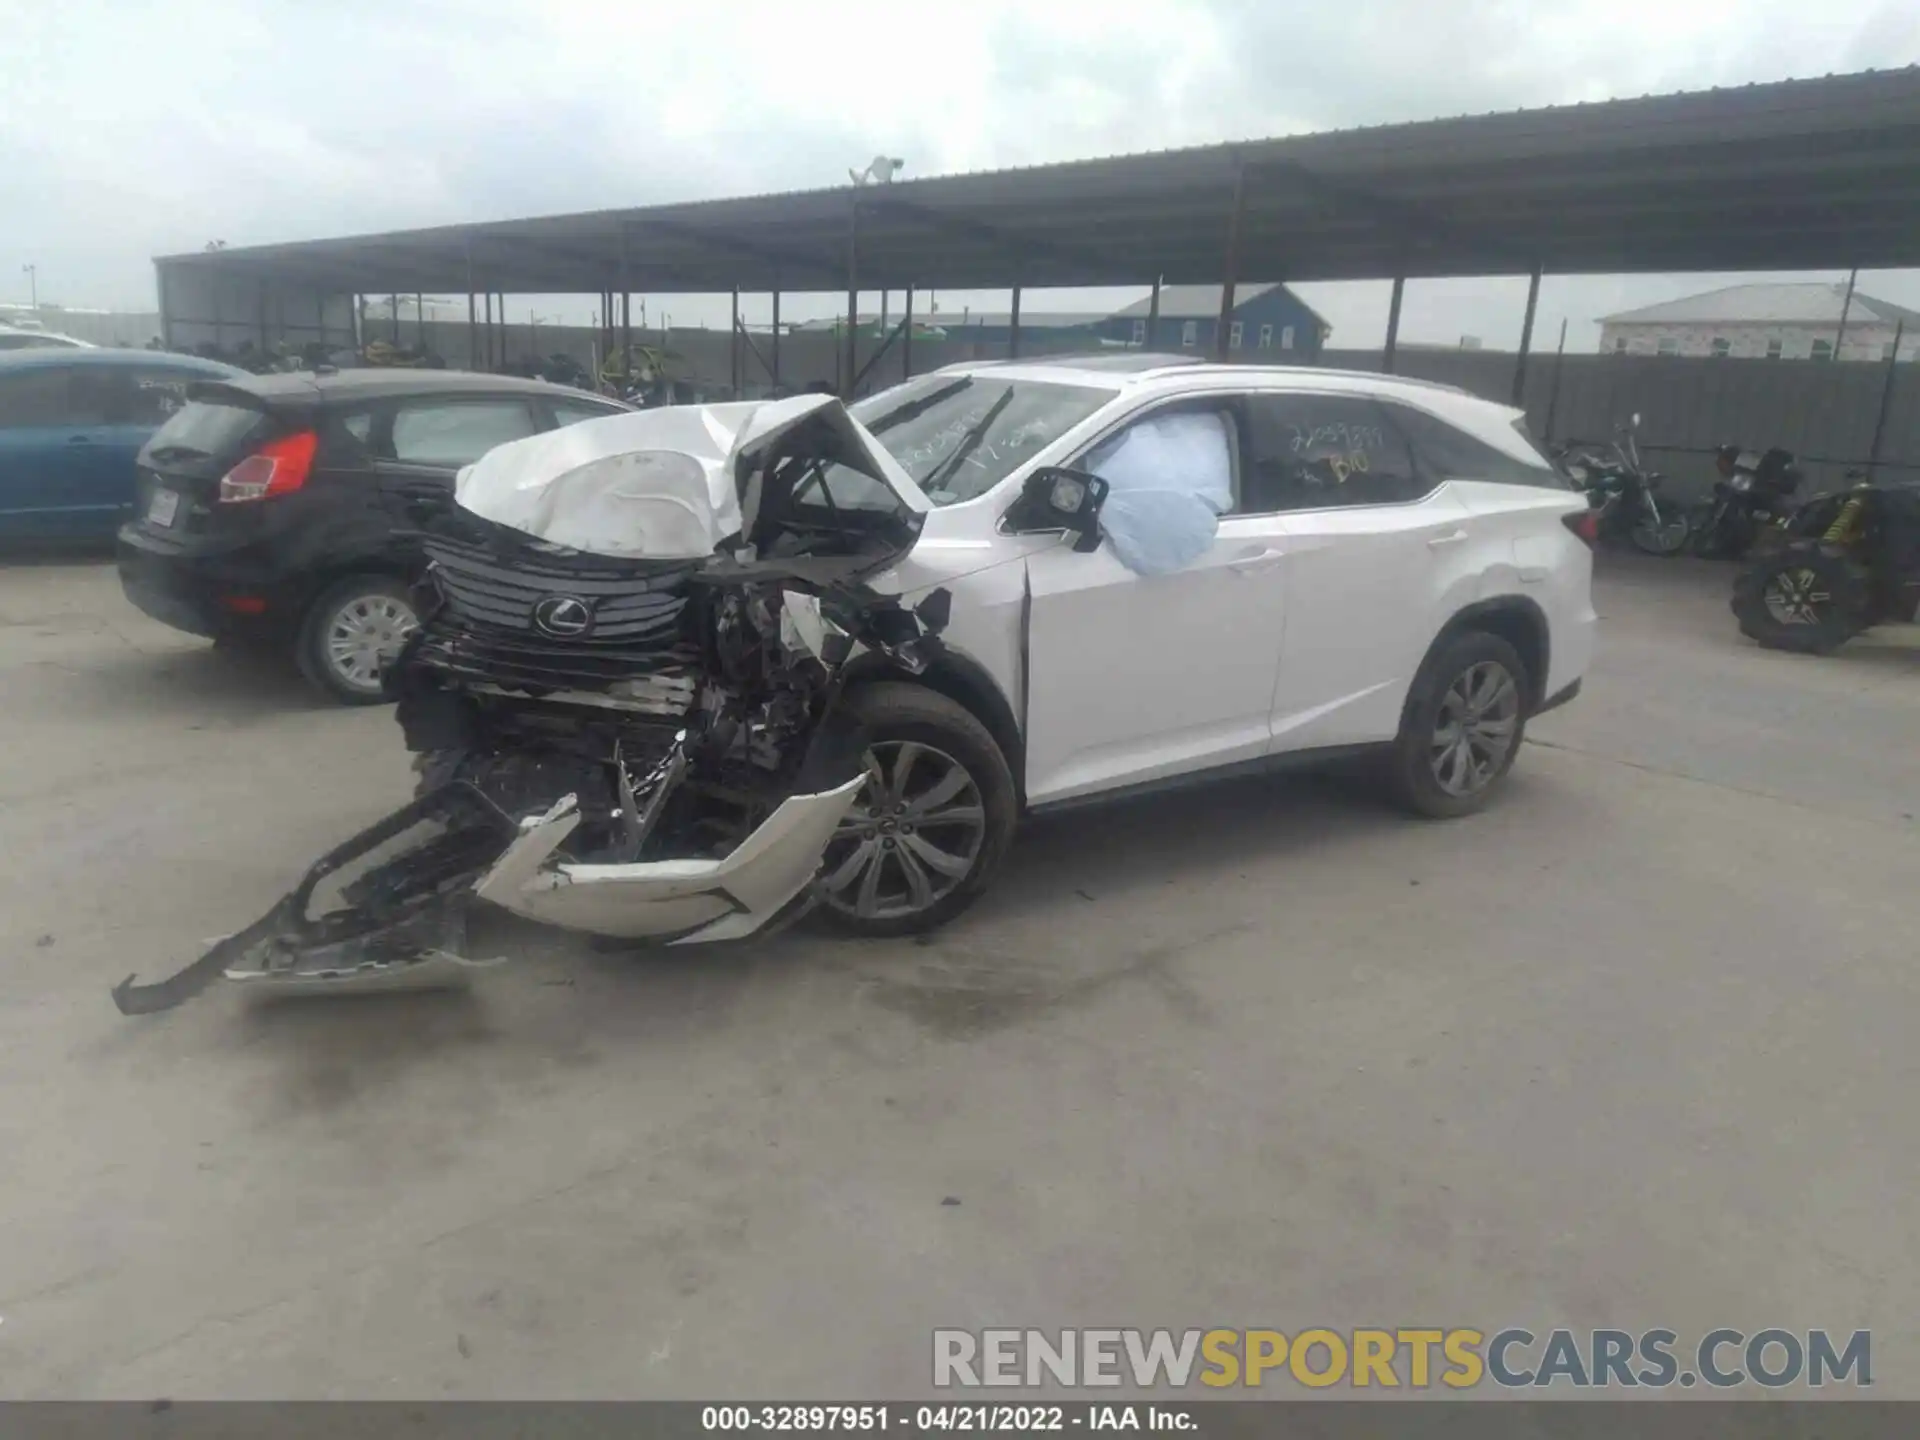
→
(388, 400, 535, 466)
(146, 398, 270, 461)
(1387, 403, 1568, 489)
(123, 369, 200, 427)
(1241, 393, 1428, 511)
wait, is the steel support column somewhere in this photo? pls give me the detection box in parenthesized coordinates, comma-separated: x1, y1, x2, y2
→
(903, 287, 914, 380)
(1867, 320, 1904, 479)
(771, 285, 782, 389)
(1146, 276, 1160, 349)
(1511, 265, 1542, 407)
(1382, 274, 1406, 374)
(1836, 266, 1859, 356)
(730, 287, 741, 395)
(843, 199, 859, 400)
(389, 294, 400, 344)
(1215, 159, 1248, 361)
(1542, 318, 1569, 443)
(416, 293, 426, 350)
(1010, 283, 1022, 359)
(483, 292, 493, 368)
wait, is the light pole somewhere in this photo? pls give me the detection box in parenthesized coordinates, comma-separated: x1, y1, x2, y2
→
(22, 264, 37, 310)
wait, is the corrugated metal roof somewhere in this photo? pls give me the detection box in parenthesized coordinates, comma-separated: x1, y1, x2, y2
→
(155, 67, 1920, 298)
(1600, 282, 1920, 326)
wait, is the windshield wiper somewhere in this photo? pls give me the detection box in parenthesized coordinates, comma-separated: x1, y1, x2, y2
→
(920, 387, 1015, 496)
(862, 376, 973, 437)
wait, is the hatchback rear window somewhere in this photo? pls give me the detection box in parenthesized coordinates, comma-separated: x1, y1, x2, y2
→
(145, 399, 270, 462)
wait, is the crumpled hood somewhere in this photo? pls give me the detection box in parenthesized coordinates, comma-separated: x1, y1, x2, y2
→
(454, 394, 930, 560)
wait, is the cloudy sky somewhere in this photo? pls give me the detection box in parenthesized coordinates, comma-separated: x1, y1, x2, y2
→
(6, 0, 1920, 349)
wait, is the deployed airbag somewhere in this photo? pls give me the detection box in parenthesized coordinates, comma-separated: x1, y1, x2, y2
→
(1083, 410, 1234, 576)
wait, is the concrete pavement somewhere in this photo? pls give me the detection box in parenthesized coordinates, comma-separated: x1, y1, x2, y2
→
(0, 553, 1915, 1398)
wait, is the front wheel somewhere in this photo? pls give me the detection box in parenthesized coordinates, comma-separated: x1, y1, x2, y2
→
(814, 683, 1018, 938)
(1630, 502, 1691, 556)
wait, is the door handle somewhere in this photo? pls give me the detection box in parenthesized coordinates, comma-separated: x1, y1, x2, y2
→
(1227, 543, 1285, 575)
(1427, 529, 1469, 548)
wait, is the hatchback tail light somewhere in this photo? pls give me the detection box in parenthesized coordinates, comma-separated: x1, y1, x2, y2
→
(218, 430, 318, 503)
(1562, 510, 1600, 548)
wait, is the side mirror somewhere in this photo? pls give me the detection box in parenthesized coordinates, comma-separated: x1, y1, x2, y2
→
(1006, 466, 1109, 553)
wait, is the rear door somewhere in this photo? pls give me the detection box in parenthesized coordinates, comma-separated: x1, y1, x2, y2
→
(0, 363, 122, 538)
(371, 395, 540, 528)
(1247, 389, 1482, 751)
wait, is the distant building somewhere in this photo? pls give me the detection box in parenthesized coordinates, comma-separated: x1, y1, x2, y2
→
(1094, 283, 1330, 359)
(798, 282, 1330, 357)
(1598, 283, 1920, 361)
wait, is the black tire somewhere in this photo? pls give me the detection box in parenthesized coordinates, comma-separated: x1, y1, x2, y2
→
(813, 682, 1018, 939)
(1730, 541, 1870, 655)
(1386, 631, 1530, 819)
(295, 574, 418, 705)
(1629, 507, 1691, 556)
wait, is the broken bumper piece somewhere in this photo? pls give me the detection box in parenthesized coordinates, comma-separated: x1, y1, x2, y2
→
(110, 776, 865, 1014)
(475, 776, 864, 943)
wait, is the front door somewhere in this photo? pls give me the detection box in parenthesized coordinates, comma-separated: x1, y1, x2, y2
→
(0, 363, 122, 538)
(1020, 399, 1291, 807)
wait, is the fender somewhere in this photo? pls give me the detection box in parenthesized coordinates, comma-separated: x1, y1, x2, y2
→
(839, 642, 1027, 803)
(1422, 593, 1552, 710)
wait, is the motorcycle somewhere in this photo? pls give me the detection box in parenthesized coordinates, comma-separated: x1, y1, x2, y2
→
(1555, 414, 1690, 556)
(1690, 444, 1802, 559)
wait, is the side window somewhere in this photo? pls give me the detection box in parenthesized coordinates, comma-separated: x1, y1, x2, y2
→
(386, 400, 535, 466)
(1385, 402, 1567, 490)
(1076, 406, 1236, 575)
(1241, 393, 1425, 512)
(1280, 326, 1296, 350)
(1259, 324, 1274, 350)
(1130, 318, 1146, 345)
(121, 369, 198, 426)
(550, 399, 622, 429)
(0, 369, 79, 428)
(1181, 320, 1197, 348)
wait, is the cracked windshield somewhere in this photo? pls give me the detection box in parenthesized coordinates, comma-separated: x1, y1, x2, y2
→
(5, 0, 1918, 1430)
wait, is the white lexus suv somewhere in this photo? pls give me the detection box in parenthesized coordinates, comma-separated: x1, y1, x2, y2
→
(113, 352, 1600, 1009)
(434, 353, 1595, 940)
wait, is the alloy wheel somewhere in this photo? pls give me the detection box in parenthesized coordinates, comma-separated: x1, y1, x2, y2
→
(819, 741, 987, 923)
(1429, 660, 1520, 798)
(1761, 567, 1831, 626)
(324, 592, 417, 695)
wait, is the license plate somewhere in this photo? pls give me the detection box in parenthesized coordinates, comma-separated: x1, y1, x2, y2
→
(147, 489, 180, 527)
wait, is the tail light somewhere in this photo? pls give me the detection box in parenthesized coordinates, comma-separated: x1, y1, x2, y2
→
(218, 430, 317, 503)
(1562, 510, 1600, 548)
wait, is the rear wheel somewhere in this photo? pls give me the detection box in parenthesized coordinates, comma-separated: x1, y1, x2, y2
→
(1731, 541, 1870, 655)
(1630, 504, 1691, 556)
(297, 575, 418, 704)
(815, 683, 1017, 938)
(1386, 631, 1529, 819)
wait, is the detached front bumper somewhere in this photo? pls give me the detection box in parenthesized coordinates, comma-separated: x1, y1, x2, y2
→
(476, 776, 865, 943)
(111, 776, 864, 1013)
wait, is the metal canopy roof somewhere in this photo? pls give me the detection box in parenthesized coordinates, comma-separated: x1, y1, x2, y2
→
(158, 67, 1920, 297)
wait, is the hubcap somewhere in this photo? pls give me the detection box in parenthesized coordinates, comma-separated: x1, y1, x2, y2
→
(819, 741, 986, 923)
(324, 592, 417, 692)
(1761, 567, 1831, 626)
(1429, 660, 1520, 798)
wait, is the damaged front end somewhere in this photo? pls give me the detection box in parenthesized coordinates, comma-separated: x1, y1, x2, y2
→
(114, 395, 945, 1014)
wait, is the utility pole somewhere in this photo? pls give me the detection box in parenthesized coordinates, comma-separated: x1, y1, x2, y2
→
(22, 263, 37, 310)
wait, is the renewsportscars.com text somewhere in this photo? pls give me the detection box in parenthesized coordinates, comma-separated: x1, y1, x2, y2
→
(932, 1327, 1871, 1390)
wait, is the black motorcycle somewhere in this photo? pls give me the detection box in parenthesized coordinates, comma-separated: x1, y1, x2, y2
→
(1555, 414, 1691, 556)
(1690, 444, 1802, 559)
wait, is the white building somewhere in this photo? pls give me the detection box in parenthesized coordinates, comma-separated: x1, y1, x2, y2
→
(1598, 282, 1920, 362)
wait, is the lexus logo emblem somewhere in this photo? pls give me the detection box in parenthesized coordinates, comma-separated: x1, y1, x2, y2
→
(532, 594, 593, 637)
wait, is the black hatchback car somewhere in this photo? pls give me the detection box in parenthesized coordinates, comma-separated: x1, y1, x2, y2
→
(117, 369, 626, 701)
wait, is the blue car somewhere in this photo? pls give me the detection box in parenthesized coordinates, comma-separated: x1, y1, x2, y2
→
(0, 348, 243, 542)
